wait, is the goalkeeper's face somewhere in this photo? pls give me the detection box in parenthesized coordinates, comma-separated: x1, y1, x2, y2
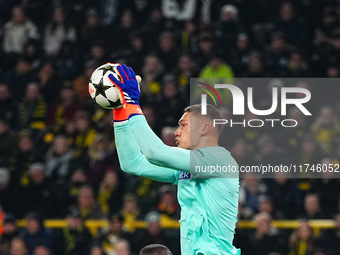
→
(175, 112, 211, 150)
(175, 112, 191, 149)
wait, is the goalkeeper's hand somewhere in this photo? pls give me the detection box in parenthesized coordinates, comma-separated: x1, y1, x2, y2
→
(108, 64, 141, 105)
(108, 64, 143, 123)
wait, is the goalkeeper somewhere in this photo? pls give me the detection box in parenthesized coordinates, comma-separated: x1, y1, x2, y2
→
(109, 64, 240, 255)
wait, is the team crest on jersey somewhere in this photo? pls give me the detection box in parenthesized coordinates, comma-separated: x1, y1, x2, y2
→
(179, 172, 191, 180)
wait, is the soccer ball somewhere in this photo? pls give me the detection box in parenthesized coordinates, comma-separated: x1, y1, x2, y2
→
(88, 63, 124, 109)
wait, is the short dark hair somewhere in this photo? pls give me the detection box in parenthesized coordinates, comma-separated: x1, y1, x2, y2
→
(139, 244, 172, 255)
(184, 104, 224, 134)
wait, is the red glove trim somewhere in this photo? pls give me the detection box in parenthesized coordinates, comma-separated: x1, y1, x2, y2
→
(113, 104, 143, 122)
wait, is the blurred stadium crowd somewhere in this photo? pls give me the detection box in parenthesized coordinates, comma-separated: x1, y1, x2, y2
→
(1, 0, 340, 254)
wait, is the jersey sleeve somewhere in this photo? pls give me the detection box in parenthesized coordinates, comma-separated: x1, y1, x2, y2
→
(114, 122, 179, 184)
(129, 115, 191, 172)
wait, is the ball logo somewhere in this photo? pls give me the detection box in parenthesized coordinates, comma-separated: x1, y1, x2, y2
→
(89, 86, 95, 95)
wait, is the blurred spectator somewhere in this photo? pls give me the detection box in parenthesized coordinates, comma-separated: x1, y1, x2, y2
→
(4, 58, 35, 101)
(2, 6, 39, 55)
(317, 214, 340, 255)
(157, 186, 179, 220)
(318, 31, 340, 73)
(0, 168, 20, 214)
(248, 212, 285, 255)
(0, 214, 19, 254)
(18, 83, 47, 132)
(266, 32, 292, 74)
(288, 221, 316, 255)
(85, 42, 109, 68)
(310, 158, 340, 216)
(229, 33, 252, 75)
(43, 7, 76, 57)
(47, 81, 82, 132)
(140, 54, 164, 102)
(73, 111, 97, 160)
(20, 212, 53, 255)
(229, 138, 254, 167)
(280, 51, 310, 77)
(112, 10, 136, 52)
(280, 108, 310, 156)
(175, 54, 197, 95)
(314, 7, 339, 43)
(214, 4, 244, 58)
(311, 106, 339, 155)
(45, 135, 75, 183)
(34, 61, 61, 103)
(73, 60, 98, 102)
(0, 83, 16, 126)
(22, 40, 41, 71)
(33, 243, 51, 255)
(65, 169, 88, 208)
(296, 135, 324, 187)
(121, 194, 142, 233)
(255, 135, 287, 166)
(194, 33, 215, 69)
(60, 119, 77, 148)
(55, 208, 92, 255)
(24, 163, 57, 217)
(156, 76, 185, 129)
(121, 0, 155, 25)
(96, 214, 132, 255)
(156, 31, 179, 70)
(77, 185, 106, 220)
(257, 197, 276, 219)
(84, 135, 114, 189)
(90, 245, 104, 255)
(268, 176, 302, 219)
(0, 203, 6, 234)
(273, 2, 308, 47)
(141, 7, 165, 50)
(115, 239, 131, 255)
(9, 238, 28, 255)
(8, 131, 36, 189)
(124, 32, 147, 74)
(136, 211, 170, 252)
(199, 55, 234, 80)
(239, 177, 268, 218)
(0, 118, 17, 166)
(180, 21, 198, 54)
(160, 127, 176, 147)
(80, 9, 104, 53)
(97, 170, 124, 216)
(54, 40, 79, 80)
(301, 194, 327, 219)
(241, 51, 270, 77)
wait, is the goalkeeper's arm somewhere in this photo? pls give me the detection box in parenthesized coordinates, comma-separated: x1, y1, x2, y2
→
(114, 121, 178, 183)
(129, 115, 191, 173)
(108, 64, 191, 173)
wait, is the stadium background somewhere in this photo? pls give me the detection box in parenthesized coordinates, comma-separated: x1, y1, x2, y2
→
(0, 0, 340, 254)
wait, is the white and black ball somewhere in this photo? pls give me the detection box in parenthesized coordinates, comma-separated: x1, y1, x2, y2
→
(88, 63, 124, 109)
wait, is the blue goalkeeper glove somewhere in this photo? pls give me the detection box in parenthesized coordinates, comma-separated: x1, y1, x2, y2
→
(108, 64, 140, 105)
(108, 64, 143, 123)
